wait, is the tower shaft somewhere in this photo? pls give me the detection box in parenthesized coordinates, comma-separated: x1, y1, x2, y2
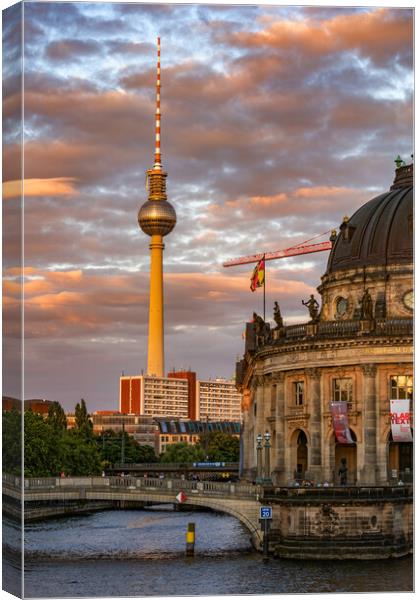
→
(147, 234, 165, 376)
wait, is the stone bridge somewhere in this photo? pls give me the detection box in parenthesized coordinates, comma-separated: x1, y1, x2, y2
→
(3, 474, 264, 547)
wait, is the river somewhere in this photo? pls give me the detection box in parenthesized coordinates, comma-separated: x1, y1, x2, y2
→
(3, 507, 413, 597)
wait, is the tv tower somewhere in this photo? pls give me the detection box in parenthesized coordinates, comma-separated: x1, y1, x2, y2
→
(138, 37, 176, 377)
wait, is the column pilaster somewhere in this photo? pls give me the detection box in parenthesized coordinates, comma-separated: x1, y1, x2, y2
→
(272, 372, 286, 485)
(359, 364, 378, 484)
(306, 368, 322, 482)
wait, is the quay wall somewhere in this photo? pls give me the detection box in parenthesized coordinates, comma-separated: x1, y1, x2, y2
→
(265, 490, 412, 559)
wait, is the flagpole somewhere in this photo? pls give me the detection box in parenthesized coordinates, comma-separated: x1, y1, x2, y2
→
(263, 253, 266, 322)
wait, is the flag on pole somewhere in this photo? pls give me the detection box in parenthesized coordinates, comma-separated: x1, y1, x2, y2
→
(250, 258, 265, 292)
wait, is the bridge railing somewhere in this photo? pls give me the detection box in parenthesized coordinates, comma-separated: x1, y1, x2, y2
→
(18, 475, 260, 499)
(112, 462, 239, 471)
(2, 472, 22, 488)
(262, 485, 413, 501)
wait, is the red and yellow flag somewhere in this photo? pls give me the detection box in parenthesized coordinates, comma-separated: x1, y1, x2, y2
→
(250, 258, 265, 292)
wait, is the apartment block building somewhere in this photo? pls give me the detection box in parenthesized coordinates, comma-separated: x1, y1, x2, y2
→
(119, 375, 189, 418)
(119, 373, 242, 422)
(197, 378, 242, 422)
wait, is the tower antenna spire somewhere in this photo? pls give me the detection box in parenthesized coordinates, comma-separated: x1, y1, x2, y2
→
(154, 36, 162, 170)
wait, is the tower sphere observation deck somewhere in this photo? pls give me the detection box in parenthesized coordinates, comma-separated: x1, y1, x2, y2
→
(138, 197, 176, 236)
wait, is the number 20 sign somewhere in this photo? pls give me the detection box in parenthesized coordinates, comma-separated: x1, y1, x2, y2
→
(260, 506, 272, 519)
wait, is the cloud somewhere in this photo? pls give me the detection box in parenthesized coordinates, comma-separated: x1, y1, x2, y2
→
(45, 39, 102, 61)
(202, 185, 369, 231)
(3, 178, 79, 199)
(230, 8, 413, 67)
(3, 264, 314, 343)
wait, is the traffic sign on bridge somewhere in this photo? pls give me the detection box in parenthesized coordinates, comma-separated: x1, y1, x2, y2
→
(260, 506, 272, 519)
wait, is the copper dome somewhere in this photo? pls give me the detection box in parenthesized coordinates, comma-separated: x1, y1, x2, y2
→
(326, 163, 413, 274)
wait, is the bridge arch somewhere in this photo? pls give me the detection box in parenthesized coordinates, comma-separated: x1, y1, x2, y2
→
(16, 475, 263, 547)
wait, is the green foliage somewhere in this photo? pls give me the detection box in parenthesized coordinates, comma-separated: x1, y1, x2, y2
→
(74, 398, 93, 438)
(2, 409, 22, 475)
(24, 411, 61, 477)
(136, 443, 158, 463)
(200, 432, 240, 462)
(160, 442, 206, 464)
(46, 401, 67, 431)
(58, 430, 101, 476)
(96, 430, 157, 464)
(22, 401, 101, 477)
(7, 397, 162, 478)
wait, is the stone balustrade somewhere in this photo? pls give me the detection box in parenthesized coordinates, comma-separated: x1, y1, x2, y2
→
(11, 474, 259, 499)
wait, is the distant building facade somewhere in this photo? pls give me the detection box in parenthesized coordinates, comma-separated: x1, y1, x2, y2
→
(168, 370, 197, 419)
(91, 411, 157, 447)
(155, 419, 241, 454)
(119, 375, 190, 418)
(119, 372, 242, 421)
(197, 378, 242, 422)
(3, 397, 53, 416)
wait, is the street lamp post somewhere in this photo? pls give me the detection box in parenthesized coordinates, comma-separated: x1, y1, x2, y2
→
(256, 433, 263, 483)
(263, 430, 272, 484)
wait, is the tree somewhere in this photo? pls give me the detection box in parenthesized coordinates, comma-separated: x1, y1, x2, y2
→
(74, 398, 93, 438)
(96, 430, 157, 465)
(24, 411, 60, 477)
(46, 401, 67, 431)
(137, 444, 157, 463)
(160, 442, 205, 464)
(23, 403, 101, 477)
(200, 432, 240, 462)
(2, 409, 22, 475)
(58, 430, 101, 476)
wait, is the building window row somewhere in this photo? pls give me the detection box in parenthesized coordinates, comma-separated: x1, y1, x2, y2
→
(286, 375, 412, 411)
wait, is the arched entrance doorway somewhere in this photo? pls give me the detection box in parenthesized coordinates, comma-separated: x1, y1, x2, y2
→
(295, 430, 308, 480)
(387, 431, 413, 483)
(334, 430, 357, 484)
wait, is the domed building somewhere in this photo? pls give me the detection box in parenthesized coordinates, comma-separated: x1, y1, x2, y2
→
(237, 161, 413, 486)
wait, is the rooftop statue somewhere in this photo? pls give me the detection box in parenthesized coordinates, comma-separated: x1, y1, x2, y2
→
(302, 294, 320, 322)
(360, 289, 373, 320)
(273, 301, 284, 329)
(253, 312, 268, 346)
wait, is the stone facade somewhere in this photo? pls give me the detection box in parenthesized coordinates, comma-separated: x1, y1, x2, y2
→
(267, 491, 413, 559)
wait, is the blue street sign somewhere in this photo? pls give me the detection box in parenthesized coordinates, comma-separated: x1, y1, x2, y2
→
(260, 506, 272, 519)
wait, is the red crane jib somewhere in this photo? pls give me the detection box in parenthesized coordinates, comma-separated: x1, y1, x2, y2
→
(223, 241, 332, 267)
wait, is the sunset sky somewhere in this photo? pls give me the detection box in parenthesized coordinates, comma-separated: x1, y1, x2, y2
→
(2, 1, 413, 411)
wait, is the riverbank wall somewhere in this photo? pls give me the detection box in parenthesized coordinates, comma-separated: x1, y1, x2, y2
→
(262, 486, 412, 559)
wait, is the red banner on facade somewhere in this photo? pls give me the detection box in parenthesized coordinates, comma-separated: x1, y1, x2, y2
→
(390, 400, 412, 442)
(330, 402, 353, 444)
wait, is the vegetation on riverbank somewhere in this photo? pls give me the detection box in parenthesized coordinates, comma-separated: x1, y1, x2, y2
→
(3, 399, 239, 477)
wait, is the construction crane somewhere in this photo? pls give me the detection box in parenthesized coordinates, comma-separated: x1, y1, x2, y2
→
(222, 233, 334, 268)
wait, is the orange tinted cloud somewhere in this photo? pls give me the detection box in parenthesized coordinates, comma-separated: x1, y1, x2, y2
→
(250, 193, 288, 208)
(233, 8, 412, 64)
(3, 177, 79, 199)
(2, 266, 314, 341)
(203, 185, 367, 227)
(293, 186, 350, 199)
